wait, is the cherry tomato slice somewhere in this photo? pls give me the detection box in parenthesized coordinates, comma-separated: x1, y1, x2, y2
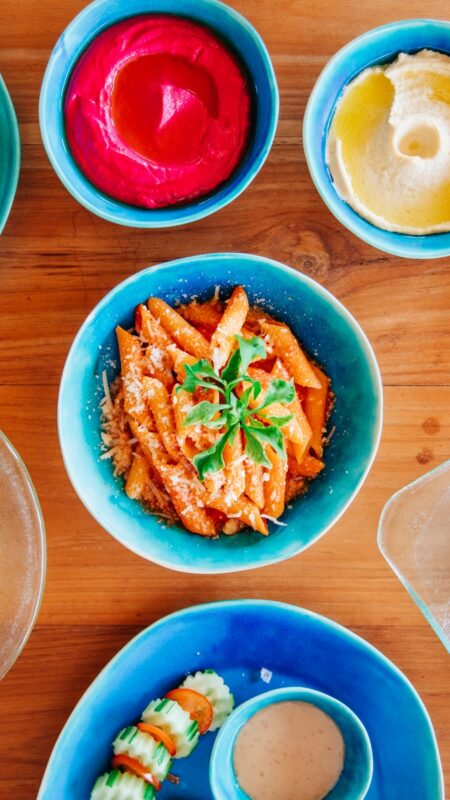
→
(111, 754, 161, 790)
(137, 723, 177, 756)
(165, 688, 213, 734)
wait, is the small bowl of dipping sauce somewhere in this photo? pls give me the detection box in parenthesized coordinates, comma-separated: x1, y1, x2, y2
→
(39, 0, 279, 228)
(210, 686, 373, 800)
(303, 18, 450, 259)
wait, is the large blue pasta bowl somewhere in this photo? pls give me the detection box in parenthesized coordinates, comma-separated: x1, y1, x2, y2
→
(303, 19, 450, 259)
(58, 253, 383, 573)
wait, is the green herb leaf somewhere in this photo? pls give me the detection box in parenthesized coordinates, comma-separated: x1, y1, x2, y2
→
(251, 379, 262, 400)
(221, 335, 266, 383)
(202, 415, 229, 430)
(237, 384, 255, 411)
(256, 378, 295, 410)
(263, 413, 294, 428)
(193, 425, 238, 481)
(183, 401, 230, 427)
(244, 423, 287, 460)
(243, 426, 271, 467)
(178, 360, 223, 394)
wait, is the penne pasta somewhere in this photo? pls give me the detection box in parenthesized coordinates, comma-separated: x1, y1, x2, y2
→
(259, 320, 321, 389)
(223, 429, 246, 505)
(263, 448, 287, 519)
(303, 364, 330, 458)
(128, 422, 168, 471)
(143, 377, 182, 463)
(125, 449, 149, 500)
(168, 346, 197, 383)
(171, 386, 198, 460)
(210, 286, 249, 371)
(148, 297, 210, 359)
(136, 303, 174, 348)
(116, 326, 148, 425)
(208, 494, 268, 536)
(244, 460, 265, 509)
(290, 454, 325, 478)
(156, 461, 218, 537)
(136, 304, 175, 390)
(245, 367, 309, 448)
(245, 306, 278, 331)
(178, 300, 222, 330)
(271, 359, 312, 464)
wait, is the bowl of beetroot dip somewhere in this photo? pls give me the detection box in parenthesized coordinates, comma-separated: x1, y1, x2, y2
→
(39, 0, 279, 228)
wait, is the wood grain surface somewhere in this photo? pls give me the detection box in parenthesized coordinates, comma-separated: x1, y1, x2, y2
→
(0, 0, 449, 796)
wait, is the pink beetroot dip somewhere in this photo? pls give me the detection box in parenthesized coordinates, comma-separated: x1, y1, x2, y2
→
(64, 15, 252, 208)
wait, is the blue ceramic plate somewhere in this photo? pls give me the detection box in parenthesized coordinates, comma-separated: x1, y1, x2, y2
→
(0, 75, 20, 233)
(303, 19, 450, 259)
(39, 0, 278, 228)
(58, 253, 382, 574)
(37, 600, 444, 799)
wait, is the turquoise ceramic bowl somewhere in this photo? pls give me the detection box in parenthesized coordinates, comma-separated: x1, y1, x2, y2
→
(39, 0, 278, 228)
(58, 253, 382, 573)
(0, 76, 20, 233)
(210, 686, 373, 799)
(303, 19, 450, 259)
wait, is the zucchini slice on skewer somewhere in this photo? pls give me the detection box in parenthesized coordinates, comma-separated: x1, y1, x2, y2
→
(180, 669, 235, 731)
(141, 697, 199, 758)
(91, 770, 156, 800)
(113, 726, 171, 782)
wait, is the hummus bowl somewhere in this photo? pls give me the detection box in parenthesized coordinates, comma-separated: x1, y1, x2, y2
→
(303, 19, 450, 259)
(58, 253, 382, 574)
(39, 0, 278, 228)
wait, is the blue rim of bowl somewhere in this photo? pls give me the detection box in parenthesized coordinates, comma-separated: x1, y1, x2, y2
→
(303, 18, 450, 260)
(36, 599, 445, 799)
(210, 686, 374, 799)
(39, 0, 279, 228)
(0, 75, 20, 235)
(377, 458, 450, 653)
(57, 253, 383, 574)
(0, 431, 46, 680)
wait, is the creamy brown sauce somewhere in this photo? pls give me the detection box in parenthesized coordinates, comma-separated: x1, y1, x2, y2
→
(233, 700, 345, 800)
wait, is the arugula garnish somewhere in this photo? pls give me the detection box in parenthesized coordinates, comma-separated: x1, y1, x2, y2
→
(177, 336, 295, 481)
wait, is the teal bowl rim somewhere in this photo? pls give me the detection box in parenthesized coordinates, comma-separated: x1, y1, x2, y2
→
(36, 599, 445, 799)
(39, 0, 279, 229)
(0, 430, 46, 680)
(303, 18, 450, 260)
(0, 75, 20, 235)
(210, 686, 374, 799)
(57, 252, 383, 574)
(377, 458, 450, 654)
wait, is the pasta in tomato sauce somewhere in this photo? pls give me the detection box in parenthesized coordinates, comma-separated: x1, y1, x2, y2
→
(100, 286, 334, 537)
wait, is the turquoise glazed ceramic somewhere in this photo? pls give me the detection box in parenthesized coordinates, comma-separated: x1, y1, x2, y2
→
(37, 600, 444, 799)
(303, 19, 450, 259)
(0, 76, 20, 233)
(58, 253, 382, 573)
(39, 0, 279, 228)
(211, 687, 373, 799)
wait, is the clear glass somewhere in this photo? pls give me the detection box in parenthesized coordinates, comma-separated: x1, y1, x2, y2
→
(378, 460, 450, 653)
(0, 431, 46, 679)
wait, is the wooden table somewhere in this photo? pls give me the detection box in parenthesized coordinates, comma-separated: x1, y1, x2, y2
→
(1, 0, 449, 795)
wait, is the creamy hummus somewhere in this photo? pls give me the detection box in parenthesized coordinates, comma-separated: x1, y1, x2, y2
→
(326, 49, 450, 234)
(64, 15, 252, 208)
